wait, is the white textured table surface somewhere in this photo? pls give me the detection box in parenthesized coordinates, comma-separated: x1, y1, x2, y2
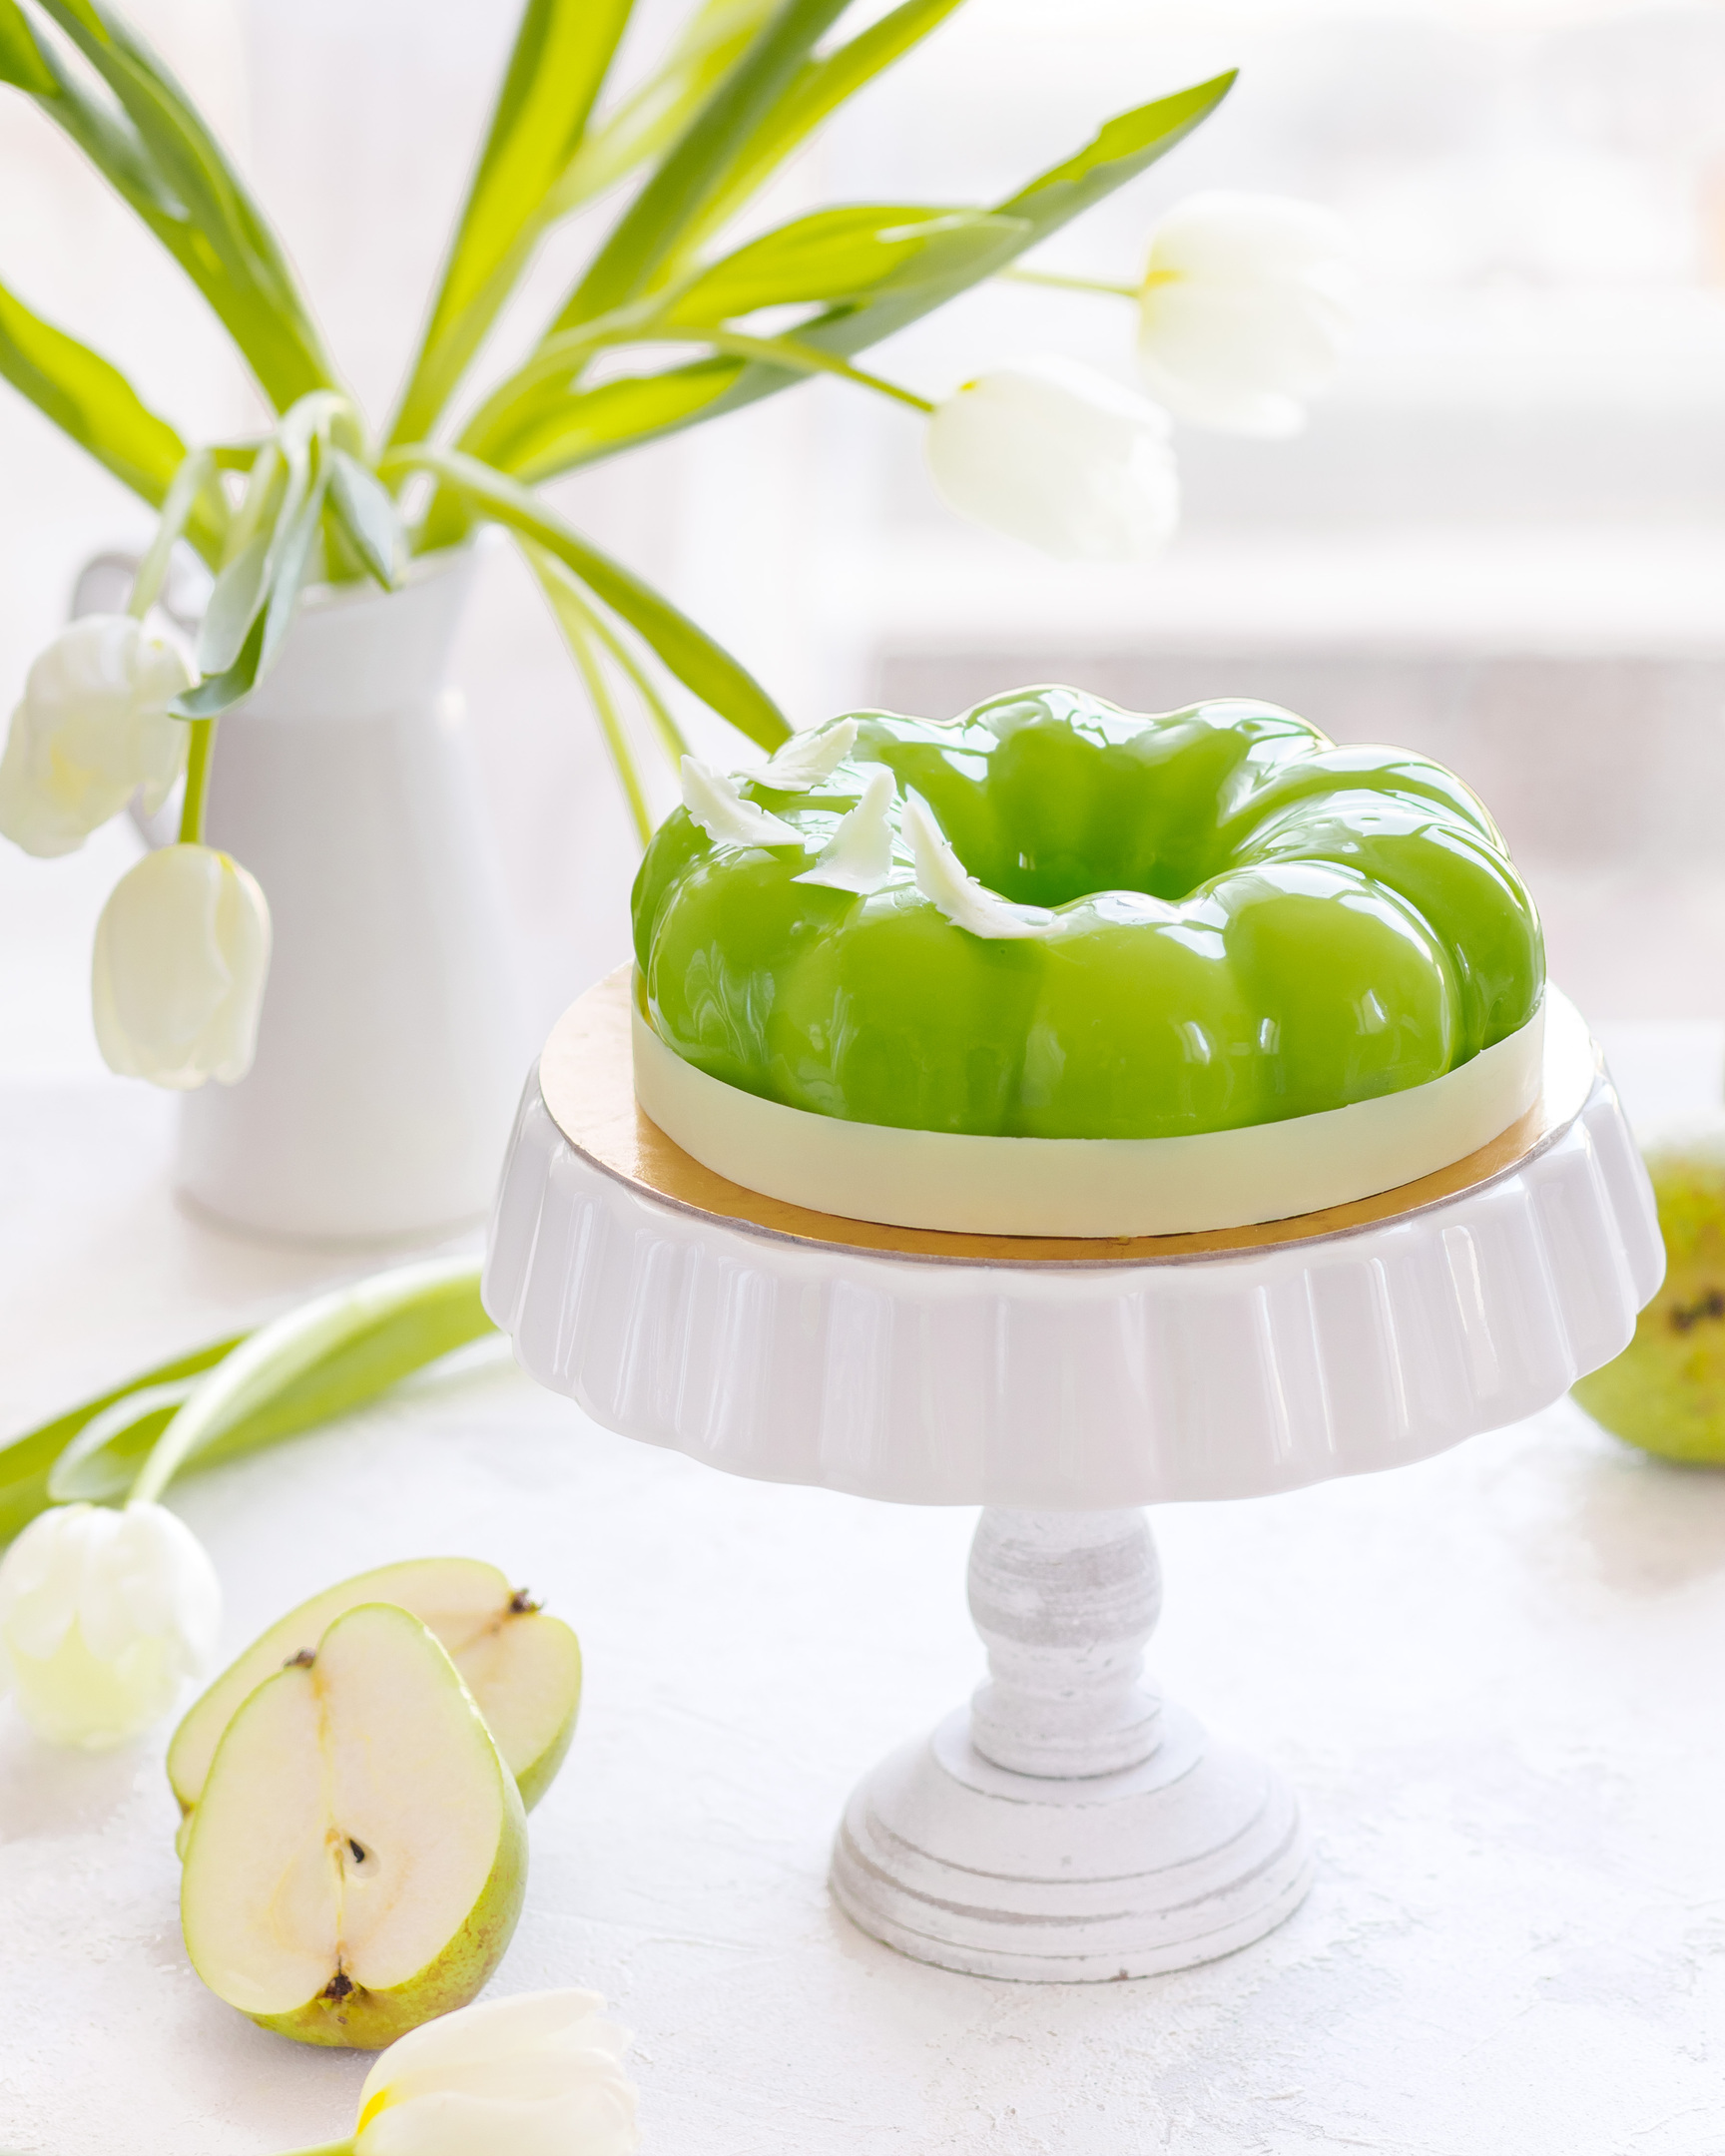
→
(2, 1031, 1724, 2156)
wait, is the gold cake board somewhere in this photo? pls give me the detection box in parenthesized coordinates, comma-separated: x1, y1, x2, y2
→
(538, 965, 1587, 1267)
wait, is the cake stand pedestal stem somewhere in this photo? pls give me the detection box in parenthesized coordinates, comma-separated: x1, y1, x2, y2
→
(968, 1507, 1164, 1779)
(830, 1504, 1313, 1982)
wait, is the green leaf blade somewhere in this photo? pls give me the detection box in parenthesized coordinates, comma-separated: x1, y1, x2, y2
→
(0, 273, 226, 563)
(561, 0, 852, 328)
(667, 0, 964, 265)
(327, 448, 402, 589)
(0, 0, 55, 92)
(663, 203, 1017, 323)
(0, 1335, 244, 1548)
(466, 355, 743, 481)
(388, 0, 634, 449)
(27, 0, 340, 411)
(388, 444, 788, 752)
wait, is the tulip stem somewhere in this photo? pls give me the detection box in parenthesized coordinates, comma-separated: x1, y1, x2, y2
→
(178, 719, 218, 845)
(1000, 269, 1142, 300)
(683, 329, 936, 414)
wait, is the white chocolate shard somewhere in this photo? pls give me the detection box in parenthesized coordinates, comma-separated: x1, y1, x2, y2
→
(736, 718, 861, 794)
(793, 764, 898, 893)
(681, 757, 804, 849)
(903, 791, 1056, 940)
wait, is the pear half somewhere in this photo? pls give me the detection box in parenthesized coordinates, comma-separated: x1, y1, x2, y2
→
(181, 1602, 527, 2048)
(1572, 1114, 1725, 1462)
(169, 1557, 581, 1839)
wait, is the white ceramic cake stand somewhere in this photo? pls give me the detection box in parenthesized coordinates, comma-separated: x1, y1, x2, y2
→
(483, 971, 1661, 1981)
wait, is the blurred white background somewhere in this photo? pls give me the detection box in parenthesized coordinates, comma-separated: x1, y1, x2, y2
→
(5, 0, 1725, 1082)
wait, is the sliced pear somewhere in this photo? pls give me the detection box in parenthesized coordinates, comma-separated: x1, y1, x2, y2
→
(181, 1601, 527, 2048)
(168, 1556, 581, 1834)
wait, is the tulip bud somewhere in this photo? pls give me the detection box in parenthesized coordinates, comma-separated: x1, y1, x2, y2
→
(925, 357, 1179, 562)
(0, 1501, 221, 1749)
(1136, 191, 1357, 438)
(93, 843, 272, 1090)
(0, 615, 195, 858)
(352, 1989, 640, 2156)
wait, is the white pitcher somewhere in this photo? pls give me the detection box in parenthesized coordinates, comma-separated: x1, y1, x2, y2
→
(173, 548, 530, 1244)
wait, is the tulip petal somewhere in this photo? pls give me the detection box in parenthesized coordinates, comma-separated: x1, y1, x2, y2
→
(92, 844, 271, 1090)
(356, 1990, 640, 2156)
(925, 357, 1179, 562)
(0, 1498, 221, 1747)
(0, 617, 193, 856)
(1138, 191, 1357, 435)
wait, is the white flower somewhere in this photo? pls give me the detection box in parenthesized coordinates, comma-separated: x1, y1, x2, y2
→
(925, 357, 1179, 562)
(93, 843, 272, 1090)
(353, 1989, 640, 2156)
(0, 615, 195, 857)
(0, 1501, 221, 1749)
(1136, 191, 1357, 438)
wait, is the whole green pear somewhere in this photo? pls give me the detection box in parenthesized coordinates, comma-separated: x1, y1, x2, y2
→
(1572, 1114, 1725, 1463)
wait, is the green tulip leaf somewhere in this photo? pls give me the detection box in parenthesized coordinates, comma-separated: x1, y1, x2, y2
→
(49, 1378, 199, 1502)
(198, 525, 272, 675)
(390, 443, 787, 750)
(667, 0, 964, 264)
(260, 466, 330, 670)
(561, 0, 852, 328)
(387, 0, 633, 448)
(546, 0, 780, 220)
(26, 0, 339, 411)
(0, 273, 225, 563)
(0, 1334, 243, 1547)
(525, 541, 656, 843)
(663, 203, 1016, 323)
(131, 1259, 494, 1505)
(327, 448, 402, 589)
(176, 607, 266, 718)
(0, 0, 54, 93)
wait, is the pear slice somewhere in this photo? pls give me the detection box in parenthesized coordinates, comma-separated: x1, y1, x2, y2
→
(169, 1557, 581, 1835)
(181, 1601, 527, 2048)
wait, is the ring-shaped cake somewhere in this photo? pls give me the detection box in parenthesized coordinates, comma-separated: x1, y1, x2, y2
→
(629, 688, 1546, 1236)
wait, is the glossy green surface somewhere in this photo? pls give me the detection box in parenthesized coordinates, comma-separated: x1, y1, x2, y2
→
(631, 688, 1545, 1139)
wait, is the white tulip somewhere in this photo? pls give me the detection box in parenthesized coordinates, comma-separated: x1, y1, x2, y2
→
(924, 357, 1179, 562)
(93, 843, 272, 1089)
(352, 1989, 640, 2156)
(1136, 191, 1357, 438)
(0, 615, 195, 857)
(0, 1501, 221, 1749)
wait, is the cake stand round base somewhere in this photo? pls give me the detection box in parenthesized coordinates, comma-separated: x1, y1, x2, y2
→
(829, 1505, 1311, 1980)
(832, 1704, 1311, 1982)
